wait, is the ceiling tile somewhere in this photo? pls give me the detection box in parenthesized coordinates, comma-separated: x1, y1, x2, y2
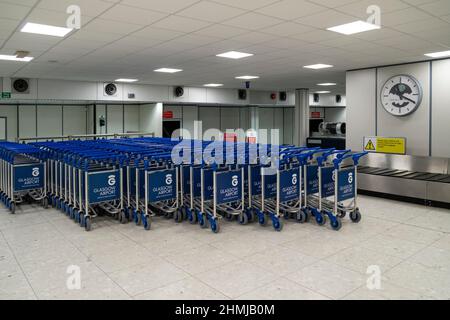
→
(335, 0, 410, 19)
(37, 0, 114, 16)
(176, 1, 245, 23)
(222, 12, 283, 30)
(120, 0, 200, 14)
(208, 0, 281, 11)
(0, 2, 32, 20)
(193, 23, 247, 38)
(419, 0, 450, 16)
(100, 5, 168, 25)
(295, 9, 356, 29)
(256, 0, 328, 20)
(152, 15, 211, 33)
(260, 22, 315, 36)
(381, 7, 433, 26)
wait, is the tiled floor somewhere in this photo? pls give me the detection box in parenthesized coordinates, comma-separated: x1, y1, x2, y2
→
(1, 195, 449, 300)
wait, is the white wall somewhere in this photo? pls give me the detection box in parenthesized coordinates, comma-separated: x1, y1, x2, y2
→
(346, 69, 377, 152)
(431, 59, 450, 158)
(0, 105, 17, 141)
(37, 105, 63, 137)
(19, 105, 36, 138)
(377, 63, 430, 156)
(346, 59, 450, 157)
(140, 103, 163, 137)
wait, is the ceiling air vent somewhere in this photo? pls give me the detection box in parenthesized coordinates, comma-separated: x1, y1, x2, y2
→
(12, 78, 30, 94)
(174, 86, 184, 97)
(104, 83, 117, 96)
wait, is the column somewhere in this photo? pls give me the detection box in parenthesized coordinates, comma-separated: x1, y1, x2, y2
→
(294, 88, 310, 146)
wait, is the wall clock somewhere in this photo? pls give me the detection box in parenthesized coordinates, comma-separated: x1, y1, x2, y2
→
(380, 74, 423, 117)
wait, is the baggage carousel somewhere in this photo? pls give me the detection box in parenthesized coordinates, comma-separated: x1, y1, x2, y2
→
(357, 153, 450, 207)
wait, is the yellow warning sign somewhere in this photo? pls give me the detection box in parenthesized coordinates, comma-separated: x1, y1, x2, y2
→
(365, 140, 376, 151)
(364, 137, 406, 155)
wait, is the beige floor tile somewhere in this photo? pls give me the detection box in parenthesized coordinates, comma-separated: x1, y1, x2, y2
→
(35, 274, 130, 300)
(287, 260, 365, 300)
(408, 246, 450, 273)
(236, 278, 329, 300)
(107, 258, 189, 296)
(244, 246, 317, 276)
(343, 282, 433, 300)
(199, 261, 279, 299)
(325, 246, 403, 274)
(0, 272, 36, 300)
(165, 244, 239, 275)
(385, 261, 450, 299)
(134, 277, 229, 300)
(360, 234, 427, 259)
(407, 211, 450, 233)
(384, 224, 445, 245)
(432, 234, 450, 251)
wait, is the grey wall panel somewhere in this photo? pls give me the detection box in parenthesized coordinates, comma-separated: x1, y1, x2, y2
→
(274, 108, 284, 145)
(163, 105, 183, 119)
(106, 104, 124, 134)
(283, 108, 294, 145)
(124, 105, 140, 133)
(259, 108, 274, 130)
(63, 106, 87, 136)
(19, 105, 36, 138)
(96, 105, 107, 134)
(325, 108, 346, 123)
(199, 107, 220, 135)
(182, 106, 199, 139)
(221, 107, 239, 132)
(139, 103, 162, 137)
(346, 69, 377, 152)
(37, 105, 63, 137)
(377, 62, 430, 156)
(0, 105, 18, 141)
(431, 59, 450, 158)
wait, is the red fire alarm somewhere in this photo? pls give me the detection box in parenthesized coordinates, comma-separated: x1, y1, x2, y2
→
(271, 93, 277, 100)
(163, 111, 174, 119)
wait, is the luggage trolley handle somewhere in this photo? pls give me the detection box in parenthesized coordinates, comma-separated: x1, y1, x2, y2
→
(332, 152, 368, 170)
(317, 149, 351, 167)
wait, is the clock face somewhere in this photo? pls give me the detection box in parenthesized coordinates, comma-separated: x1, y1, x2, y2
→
(381, 75, 423, 117)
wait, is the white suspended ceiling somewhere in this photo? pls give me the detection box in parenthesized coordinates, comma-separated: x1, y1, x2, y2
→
(0, 0, 449, 93)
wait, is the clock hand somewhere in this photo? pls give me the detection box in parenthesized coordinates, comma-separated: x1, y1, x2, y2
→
(399, 94, 415, 104)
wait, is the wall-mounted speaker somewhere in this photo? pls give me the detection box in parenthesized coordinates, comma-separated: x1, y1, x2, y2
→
(279, 91, 287, 101)
(238, 89, 247, 100)
(174, 86, 184, 97)
(12, 78, 30, 94)
(313, 93, 320, 103)
(336, 94, 342, 103)
(104, 83, 117, 96)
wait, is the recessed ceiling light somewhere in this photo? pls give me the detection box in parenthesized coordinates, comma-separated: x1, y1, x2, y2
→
(0, 54, 33, 62)
(235, 75, 259, 80)
(204, 84, 224, 87)
(216, 51, 254, 59)
(317, 83, 337, 86)
(424, 50, 450, 58)
(21, 22, 73, 37)
(327, 20, 380, 35)
(115, 78, 138, 83)
(303, 64, 333, 70)
(315, 91, 331, 94)
(154, 68, 183, 73)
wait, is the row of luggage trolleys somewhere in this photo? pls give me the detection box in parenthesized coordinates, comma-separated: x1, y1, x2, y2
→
(0, 138, 367, 233)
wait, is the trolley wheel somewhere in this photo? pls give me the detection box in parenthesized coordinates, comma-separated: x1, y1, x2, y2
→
(350, 210, 362, 223)
(337, 209, 346, 218)
(225, 213, 235, 221)
(273, 217, 284, 232)
(199, 213, 208, 229)
(247, 209, 255, 222)
(79, 213, 85, 227)
(119, 210, 127, 224)
(210, 218, 220, 234)
(296, 211, 308, 224)
(75, 210, 80, 223)
(174, 209, 183, 223)
(315, 211, 327, 226)
(238, 212, 248, 225)
(143, 215, 151, 231)
(188, 209, 198, 224)
(10, 202, 16, 215)
(41, 198, 48, 209)
(135, 212, 142, 226)
(331, 217, 342, 231)
(258, 211, 268, 226)
(84, 216, 92, 232)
